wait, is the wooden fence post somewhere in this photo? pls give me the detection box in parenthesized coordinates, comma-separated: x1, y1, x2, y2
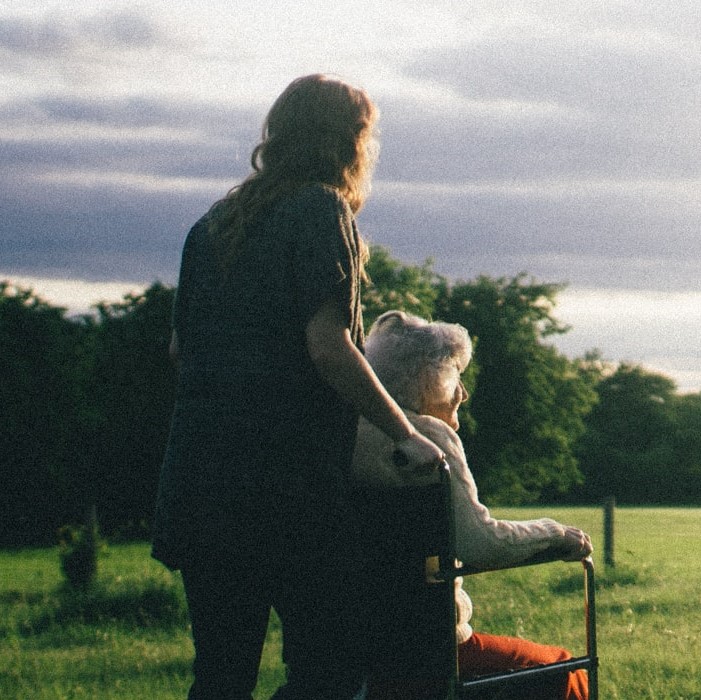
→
(603, 497, 615, 567)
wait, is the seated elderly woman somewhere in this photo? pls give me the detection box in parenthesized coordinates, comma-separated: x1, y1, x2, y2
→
(353, 310, 592, 700)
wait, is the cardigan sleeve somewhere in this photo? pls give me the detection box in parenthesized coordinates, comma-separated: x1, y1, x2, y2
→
(413, 415, 568, 569)
(352, 413, 569, 570)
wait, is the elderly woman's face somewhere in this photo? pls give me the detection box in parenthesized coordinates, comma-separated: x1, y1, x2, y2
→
(420, 364, 469, 430)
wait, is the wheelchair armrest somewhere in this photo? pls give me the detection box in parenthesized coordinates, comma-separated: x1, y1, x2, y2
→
(452, 552, 594, 576)
(435, 462, 594, 578)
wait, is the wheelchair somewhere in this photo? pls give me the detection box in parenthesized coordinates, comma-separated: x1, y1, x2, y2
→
(357, 460, 598, 700)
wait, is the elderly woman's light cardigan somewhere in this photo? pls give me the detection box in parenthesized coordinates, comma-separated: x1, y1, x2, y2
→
(352, 410, 568, 642)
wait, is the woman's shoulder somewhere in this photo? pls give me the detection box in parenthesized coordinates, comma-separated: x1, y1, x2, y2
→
(180, 210, 216, 260)
(284, 183, 350, 216)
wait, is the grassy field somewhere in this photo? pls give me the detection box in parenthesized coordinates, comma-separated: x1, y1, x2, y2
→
(1, 507, 700, 699)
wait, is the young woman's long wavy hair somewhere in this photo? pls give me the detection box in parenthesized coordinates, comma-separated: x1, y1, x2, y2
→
(212, 74, 379, 271)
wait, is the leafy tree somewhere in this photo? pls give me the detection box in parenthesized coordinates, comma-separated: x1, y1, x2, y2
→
(362, 246, 441, 329)
(576, 364, 678, 504)
(88, 283, 177, 536)
(12, 245, 700, 547)
(438, 275, 597, 504)
(669, 393, 701, 503)
(0, 283, 92, 545)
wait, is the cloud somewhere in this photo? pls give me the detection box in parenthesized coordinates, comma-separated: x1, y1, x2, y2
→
(0, 15, 74, 57)
(0, 83, 262, 286)
(0, 181, 208, 282)
(0, 9, 160, 60)
(0, 96, 261, 191)
(0, 7, 193, 101)
(357, 9, 701, 293)
(361, 179, 701, 291)
(1, 94, 263, 135)
(399, 14, 701, 179)
(552, 288, 701, 393)
(2, 83, 699, 293)
(80, 10, 159, 49)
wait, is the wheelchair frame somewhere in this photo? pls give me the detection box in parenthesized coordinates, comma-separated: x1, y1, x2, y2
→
(434, 460, 599, 700)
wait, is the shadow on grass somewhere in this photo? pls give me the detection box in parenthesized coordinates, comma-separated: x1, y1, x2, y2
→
(19, 578, 188, 637)
(0, 589, 53, 606)
(549, 562, 648, 595)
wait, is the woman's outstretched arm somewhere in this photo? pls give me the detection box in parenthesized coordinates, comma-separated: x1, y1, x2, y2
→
(306, 299, 444, 470)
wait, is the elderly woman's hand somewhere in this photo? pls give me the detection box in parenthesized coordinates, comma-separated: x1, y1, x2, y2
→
(555, 526, 594, 562)
(393, 432, 445, 475)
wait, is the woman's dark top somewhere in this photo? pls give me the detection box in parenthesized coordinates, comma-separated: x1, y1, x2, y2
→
(152, 184, 365, 570)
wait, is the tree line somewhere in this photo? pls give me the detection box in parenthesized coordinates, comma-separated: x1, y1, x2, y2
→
(2, 248, 700, 546)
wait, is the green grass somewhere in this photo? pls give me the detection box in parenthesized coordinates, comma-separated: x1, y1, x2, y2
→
(0, 543, 283, 700)
(488, 507, 701, 699)
(1, 508, 701, 698)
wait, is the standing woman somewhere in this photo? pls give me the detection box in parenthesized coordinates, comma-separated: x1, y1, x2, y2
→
(152, 74, 444, 700)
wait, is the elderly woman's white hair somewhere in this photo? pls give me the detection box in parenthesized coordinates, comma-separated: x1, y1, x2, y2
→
(365, 310, 472, 413)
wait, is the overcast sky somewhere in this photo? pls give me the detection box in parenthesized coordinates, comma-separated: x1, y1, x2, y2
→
(1, 1, 700, 391)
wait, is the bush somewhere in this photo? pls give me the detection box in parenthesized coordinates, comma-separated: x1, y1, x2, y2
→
(58, 515, 104, 590)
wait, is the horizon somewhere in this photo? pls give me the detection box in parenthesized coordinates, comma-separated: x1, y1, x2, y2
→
(3, 269, 700, 395)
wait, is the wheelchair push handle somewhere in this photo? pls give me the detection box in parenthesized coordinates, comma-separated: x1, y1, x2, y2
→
(391, 449, 410, 468)
(392, 449, 451, 477)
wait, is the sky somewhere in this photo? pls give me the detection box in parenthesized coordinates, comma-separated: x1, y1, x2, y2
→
(1, 1, 700, 392)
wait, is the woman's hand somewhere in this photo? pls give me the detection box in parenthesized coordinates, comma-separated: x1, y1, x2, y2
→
(393, 432, 445, 475)
(556, 526, 594, 561)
